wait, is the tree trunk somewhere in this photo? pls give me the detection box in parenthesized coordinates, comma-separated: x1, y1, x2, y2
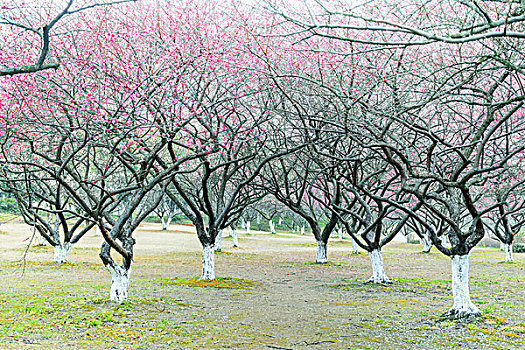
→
(201, 244, 215, 280)
(367, 249, 390, 283)
(215, 230, 222, 252)
(440, 234, 448, 248)
(246, 221, 251, 235)
(38, 233, 47, 246)
(227, 227, 232, 237)
(95, 226, 102, 236)
(337, 227, 343, 240)
(278, 218, 282, 225)
(232, 228, 238, 247)
(107, 264, 132, 304)
(53, 242, 72, 264)
(316, 240, 328, 264)
(269, 220, 276, 234)
(422, 233, 432, 253)
(443, 255, 480, 319)
(161, 216, 171, 230)
(300, 225, 305, 235)
(504, 243, 513, 262)
(352, 239, 359, 254)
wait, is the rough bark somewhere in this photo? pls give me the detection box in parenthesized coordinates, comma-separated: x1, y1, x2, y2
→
(442, 255, 481, 319)
(38, 233, 47, 246)
(107, 264, 132, 304)
(161, 215, 172, 230)
(215, 230, 222, 252)
(269, 220, 276, 234)
(232, 227, 238, 247)
(53, 242, 72, 264)
(201, 243, 215, 280)
(315, 240, 328, 264)
(352, 239, 359, 255)
(366, 249, 391, 284)
(504, 243, 513, 262)
(422, 233, 433, 253)
(440, 234, 448, 248)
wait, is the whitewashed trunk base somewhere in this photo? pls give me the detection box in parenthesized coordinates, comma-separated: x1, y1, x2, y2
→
(443, 255, 480, 319)
(504, 243, 513, 262)
(440, 235, 448, 248)
(337, 227, 343, 240)
(201, 244, 215, 280)
(232, 229, 238, 247)
(54, 242, 72, 264)
(161, 217, 171, 230)
(107, 264, 132, 304)
(300, 225, 305, 236)
(366, 249, 391, 284)
(246, 222, 251, 235)
(316, 241, 328, 264)
(269, 220, 276, 234)
(422, 235, 432, 253)
(215, 230, 222, 252)
(352, 239, 359, 255)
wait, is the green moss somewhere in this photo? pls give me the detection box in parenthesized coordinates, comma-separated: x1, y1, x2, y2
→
(154, 277, 259, 289)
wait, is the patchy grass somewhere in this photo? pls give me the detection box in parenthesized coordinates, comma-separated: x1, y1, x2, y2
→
(0, 214, 18, 224)
(154, 276, 259, 290)
(0, 222, 524, 349)
(0, 291, 206, 349)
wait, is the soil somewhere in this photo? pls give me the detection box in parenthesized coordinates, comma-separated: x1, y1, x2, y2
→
(0, 222, 524, 349)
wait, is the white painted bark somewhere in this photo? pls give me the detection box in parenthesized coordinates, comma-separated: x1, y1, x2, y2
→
(161, 216, 171, 230)
(337, 227, 343, 240)
(422, 234, 432, 253)
(107, 264, 132, 304)
(232, 228, 238, 247)
(499, 241, 505, 251)
(95, 226, 102, 236)
(246, 221, 251, 234)
(367, 249, 390, 283)
(445, 255, 480, 319)
(215, 230, 222, 252)
(241, 220, 246, 229)
(269, 220, 276, 234)
(440, 235, 448, 248)
(278, 218, 282, 225)
(39, 233, 47, 246)
(53, 242, 72, 264)
(316, 240, 328, 264)
(352, 239, 359, 255)
(504, 243, 513, 262)
(227, 227, 232, 237)
(300, 225, 305, 235)
(201, 244, 215, 280)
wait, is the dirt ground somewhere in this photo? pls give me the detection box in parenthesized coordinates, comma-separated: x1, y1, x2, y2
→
(0, 221, 524, 350)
